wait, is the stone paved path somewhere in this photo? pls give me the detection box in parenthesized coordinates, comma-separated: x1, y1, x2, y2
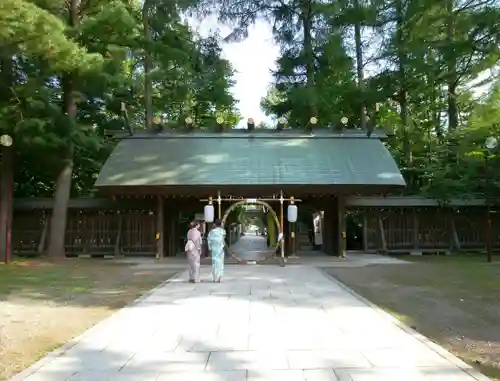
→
(14, 266, 488, 381)
(230, 234, 270, 262)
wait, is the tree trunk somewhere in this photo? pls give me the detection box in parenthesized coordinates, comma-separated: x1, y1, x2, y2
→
(353, 0, 366, 130)
(427, 51, 442, 139)
(395, 0, 412, 181)
(47, 0, 79, 257)
(446, 0, 458, 131)
(0, 145, 13, 263)
(0, 54, 14, 263)
(447, 78, 458, 130)
(143, 1, 153, 130)
(0, 54, 13, 100)
(302, 0, 316, 121)
(48, 142, 74, 257)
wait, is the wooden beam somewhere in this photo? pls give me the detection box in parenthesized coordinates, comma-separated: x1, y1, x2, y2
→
(169, 202, 178, 257)
(322, 207, 331, 254)
(412, 210, 419, 249)
(114, 214, 123, 256)
(337, 196, 347, 258)
(346, 196, 491, 208)
(156, 196, 164, 259)
(82, 214, 89, 254)
(362, 211, 368, 252)
(14, 197, 155, 210)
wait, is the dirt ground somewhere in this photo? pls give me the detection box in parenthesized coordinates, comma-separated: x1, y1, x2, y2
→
(322, 255, 500, 380)
(0, 259, 177, 381)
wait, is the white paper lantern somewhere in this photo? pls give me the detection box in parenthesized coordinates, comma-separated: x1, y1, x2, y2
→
(204, 204, 214, 223)
(287, 204, 298, 222)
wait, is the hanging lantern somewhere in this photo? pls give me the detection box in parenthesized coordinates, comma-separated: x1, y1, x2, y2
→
(287, 204, 298, 222)
(204, 204, 215, 223)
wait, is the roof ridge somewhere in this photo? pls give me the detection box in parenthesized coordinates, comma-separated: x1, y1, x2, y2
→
(105, 128, 390, 140)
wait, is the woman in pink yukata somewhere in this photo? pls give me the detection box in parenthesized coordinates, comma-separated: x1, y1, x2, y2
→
(185, 221, 202, 283)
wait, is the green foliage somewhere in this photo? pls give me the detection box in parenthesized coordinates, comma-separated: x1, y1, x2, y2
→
(4, 0, 500, 203)
(0, 0, 103, 71)
(0, 0, 240, 198)
(211, 0, 500, 200)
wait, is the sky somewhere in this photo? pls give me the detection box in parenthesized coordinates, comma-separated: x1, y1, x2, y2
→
(192, 15, 279, 128)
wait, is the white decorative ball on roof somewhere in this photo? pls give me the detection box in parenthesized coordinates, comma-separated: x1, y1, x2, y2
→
(0, 134, 13, 147)
(485, 136, 498, 150)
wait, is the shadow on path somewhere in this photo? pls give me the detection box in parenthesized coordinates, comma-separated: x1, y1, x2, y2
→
(230, 234, 272, 262)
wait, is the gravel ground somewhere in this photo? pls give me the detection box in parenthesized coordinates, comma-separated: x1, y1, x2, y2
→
(0, 259, 177, 380)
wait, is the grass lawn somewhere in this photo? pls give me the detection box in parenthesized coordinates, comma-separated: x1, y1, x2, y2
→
(0, 258, 177, 381)
(322, 254, 500, 380)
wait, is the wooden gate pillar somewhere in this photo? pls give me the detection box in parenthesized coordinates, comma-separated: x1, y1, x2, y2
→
(362, 211, 369, 252)
(166, 199, 180, 257)
(336, 196, 347, 258)
(217, 190, 222, 219)
(156, 196, 164, 259)
(321, 198, 334, 255)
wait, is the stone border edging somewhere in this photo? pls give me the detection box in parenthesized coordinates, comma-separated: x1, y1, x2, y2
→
(8, 271, 180, 381)
(318, 268, 491, 381)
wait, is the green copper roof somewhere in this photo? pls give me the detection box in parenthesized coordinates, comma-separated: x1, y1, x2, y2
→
(95, 134, 405, 188)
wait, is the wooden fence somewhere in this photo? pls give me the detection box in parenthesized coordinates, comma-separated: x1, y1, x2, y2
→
(12, 199, 158, 256)
(347, 197, 497, 253)
(10, 197, 498, 256)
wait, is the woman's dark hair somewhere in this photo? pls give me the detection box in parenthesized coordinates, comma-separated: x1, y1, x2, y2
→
(189, 221, 199, 229)
(214, 218, 222, 227)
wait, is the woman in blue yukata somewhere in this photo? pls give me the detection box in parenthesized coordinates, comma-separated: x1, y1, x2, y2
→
(207, 218, 226, 282)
